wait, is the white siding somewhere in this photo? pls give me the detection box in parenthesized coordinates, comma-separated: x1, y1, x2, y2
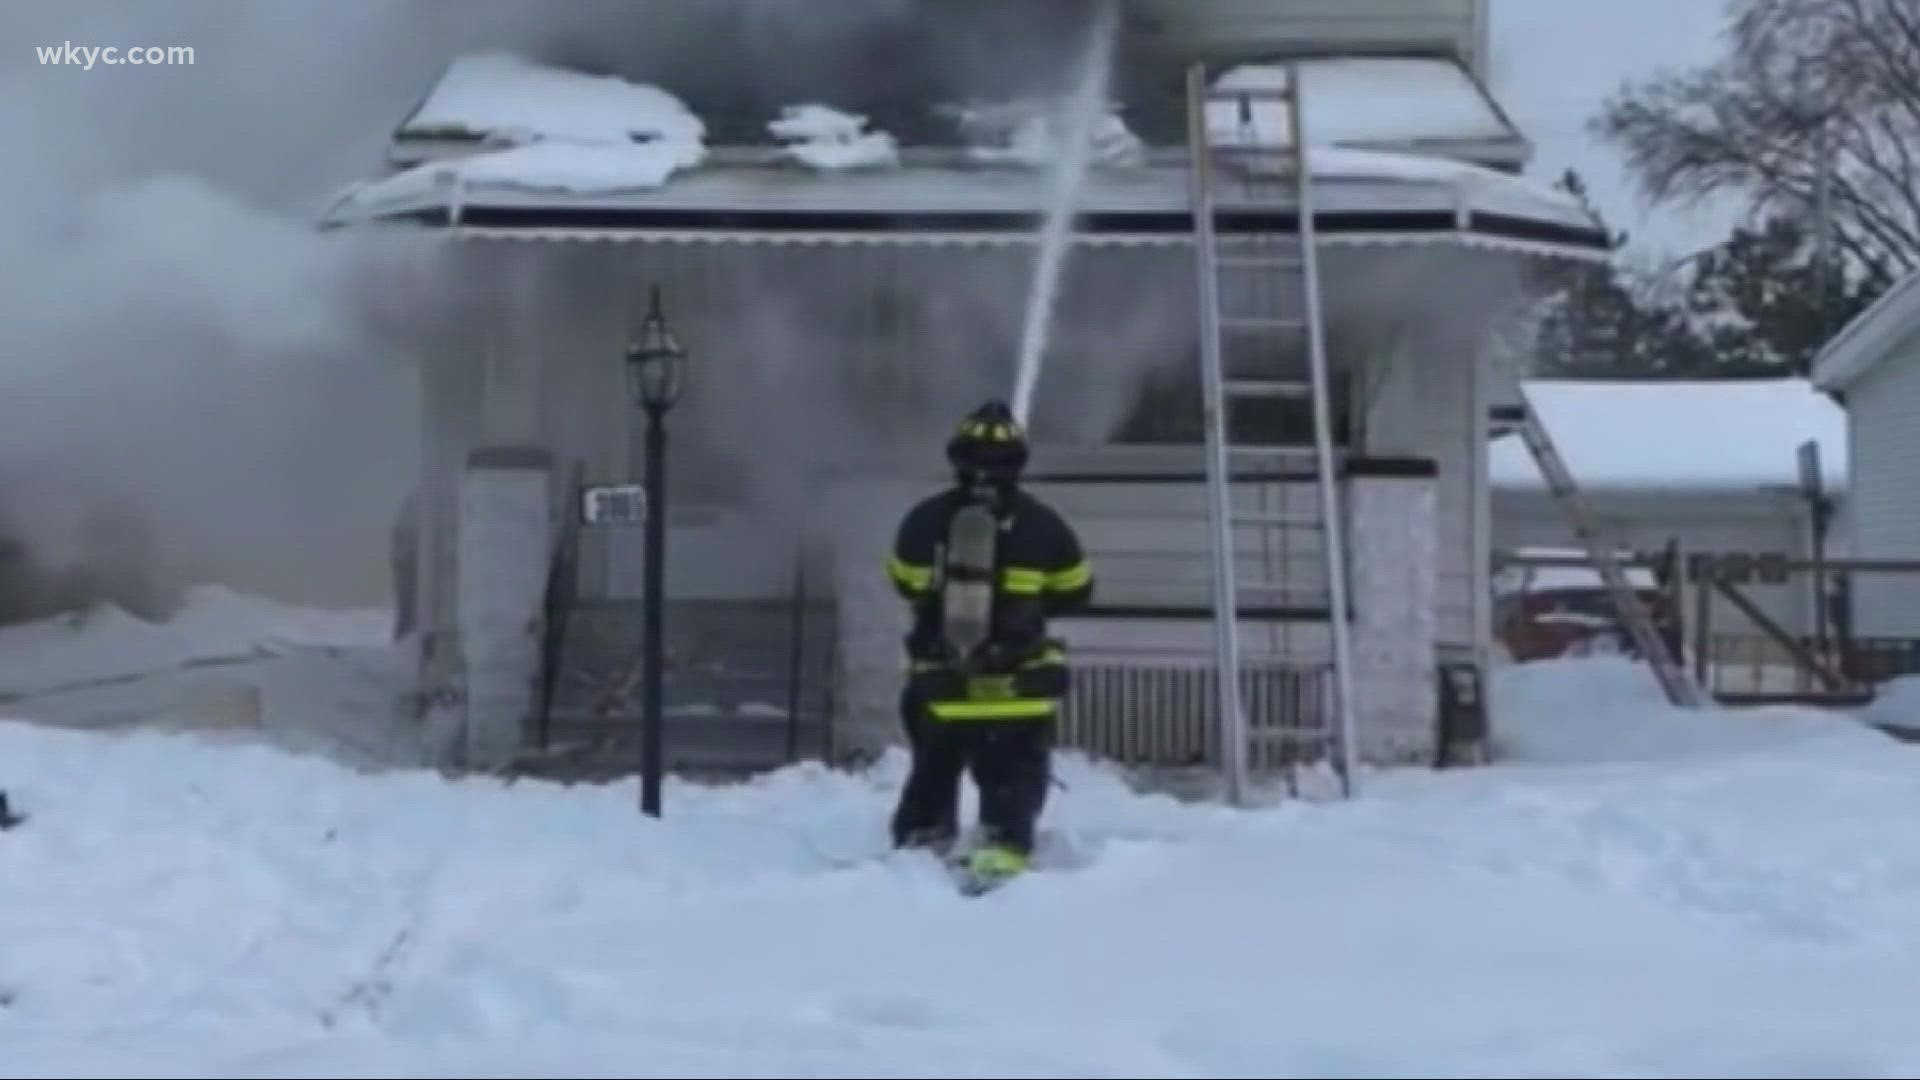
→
(1364, 335, 1478, 650)
(1435, 354, 1478, 651)
(1846, 344, 1920, 636)
(1130, 0, 1487, 75)
(1029, 471, 1334, 665)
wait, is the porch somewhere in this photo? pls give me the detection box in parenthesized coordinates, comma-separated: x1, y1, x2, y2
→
(378, 227, 1585, 778)
(325, 53, 1609, 780)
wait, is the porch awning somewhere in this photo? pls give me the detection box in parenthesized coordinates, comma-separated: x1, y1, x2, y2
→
(320, 148, 1609, 258)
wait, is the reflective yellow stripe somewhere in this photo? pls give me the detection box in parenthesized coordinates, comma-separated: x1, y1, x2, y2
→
(1045, 560, 1091, 591)
(958, 420, 1022, 442)
(887, 555, 933, 591)
(1000, 567, 1045, 594)
(926, 698, 1059, 721)
(1020, 645, 1066, 669)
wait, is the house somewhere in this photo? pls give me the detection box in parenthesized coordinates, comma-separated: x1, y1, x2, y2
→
(323, 0, 1611, 777)
(1810, 267, 1920, 640)
(1488, 377, 1848, 652)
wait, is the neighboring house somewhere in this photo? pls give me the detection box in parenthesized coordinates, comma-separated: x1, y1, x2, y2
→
(1810, 267, 1920, 639)
(325, 0, 1611, 774)
(1489, 377, 1848, 642)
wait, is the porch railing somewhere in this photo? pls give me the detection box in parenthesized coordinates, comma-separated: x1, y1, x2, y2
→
(1059, 660, 1333, 770)
(529, 472, 837, 778)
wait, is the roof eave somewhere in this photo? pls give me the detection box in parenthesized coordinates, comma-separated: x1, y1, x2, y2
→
(1810, 267, 1920, 391)
(321, 201, 1610, 262)
(386, 134, 1534, 174)
(323, 150, 1609, 261)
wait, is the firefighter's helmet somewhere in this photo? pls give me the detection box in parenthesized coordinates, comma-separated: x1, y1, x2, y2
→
(947, 399, 1029, 483)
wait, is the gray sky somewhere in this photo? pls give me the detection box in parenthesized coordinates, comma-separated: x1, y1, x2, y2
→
(1490, 0, 1746, 267)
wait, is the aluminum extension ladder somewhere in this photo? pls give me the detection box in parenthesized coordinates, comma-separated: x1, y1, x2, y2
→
(1184, 61, 1360, 804)
(1509, 387, 1704, 707)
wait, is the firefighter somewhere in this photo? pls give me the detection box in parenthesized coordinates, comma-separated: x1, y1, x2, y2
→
(884, 399, 1095, 885)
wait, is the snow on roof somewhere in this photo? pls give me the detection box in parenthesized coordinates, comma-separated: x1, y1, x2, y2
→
(366, 141, 708, 207)
(1810, 267, 1920, 392)
(1489, 378, 1848, 495)
(1211, 57, 1525, 159)
(768, 105, 900, 171)
(1309, 146, 1583, 226)
(947, 99, 1147, 169)
(397, 51, 706, 147)
(377, 52, 711, 202)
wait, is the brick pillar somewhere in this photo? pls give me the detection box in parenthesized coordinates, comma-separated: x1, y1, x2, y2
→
(454, 446, 555, 770)
(1346, 463, 1439, 764)
(823, 478, 923, 762)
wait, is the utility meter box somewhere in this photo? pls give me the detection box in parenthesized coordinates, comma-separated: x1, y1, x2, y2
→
(1436, 659, 1488, 767)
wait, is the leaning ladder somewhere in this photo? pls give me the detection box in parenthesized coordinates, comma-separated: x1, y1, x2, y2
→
(1510, 387, 1704, 707)
(1184, 61, 1360, 803)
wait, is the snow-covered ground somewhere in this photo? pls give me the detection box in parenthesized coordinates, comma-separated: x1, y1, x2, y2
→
(0, 585, 390, 699)
(4, 604, 1920, 1078)
(1860, 676, 1920, 734)
(0, 587, 413, 770)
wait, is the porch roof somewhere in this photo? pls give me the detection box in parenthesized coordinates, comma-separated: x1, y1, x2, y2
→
(384, 52, 1532, 171)
(320, 146, 1609, 257)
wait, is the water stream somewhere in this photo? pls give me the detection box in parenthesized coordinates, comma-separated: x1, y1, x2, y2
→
(1008, 0, 1121, 428)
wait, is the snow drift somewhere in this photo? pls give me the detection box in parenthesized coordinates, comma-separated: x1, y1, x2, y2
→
(1491, 655, 1888, 764)
(1858, 675, 1920, 733)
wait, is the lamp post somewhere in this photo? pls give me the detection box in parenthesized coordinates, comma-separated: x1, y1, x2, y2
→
(627, 284, 687, 817)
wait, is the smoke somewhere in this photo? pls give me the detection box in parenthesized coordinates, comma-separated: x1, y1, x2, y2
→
(519, 236, 1189, 564)
(0, 0, 1114, 621)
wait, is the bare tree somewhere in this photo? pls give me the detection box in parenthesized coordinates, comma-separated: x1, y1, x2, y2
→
(1593, 0, 1920, 290)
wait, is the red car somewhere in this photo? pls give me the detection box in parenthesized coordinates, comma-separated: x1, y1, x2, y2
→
(1494, 547, 1679, 663)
